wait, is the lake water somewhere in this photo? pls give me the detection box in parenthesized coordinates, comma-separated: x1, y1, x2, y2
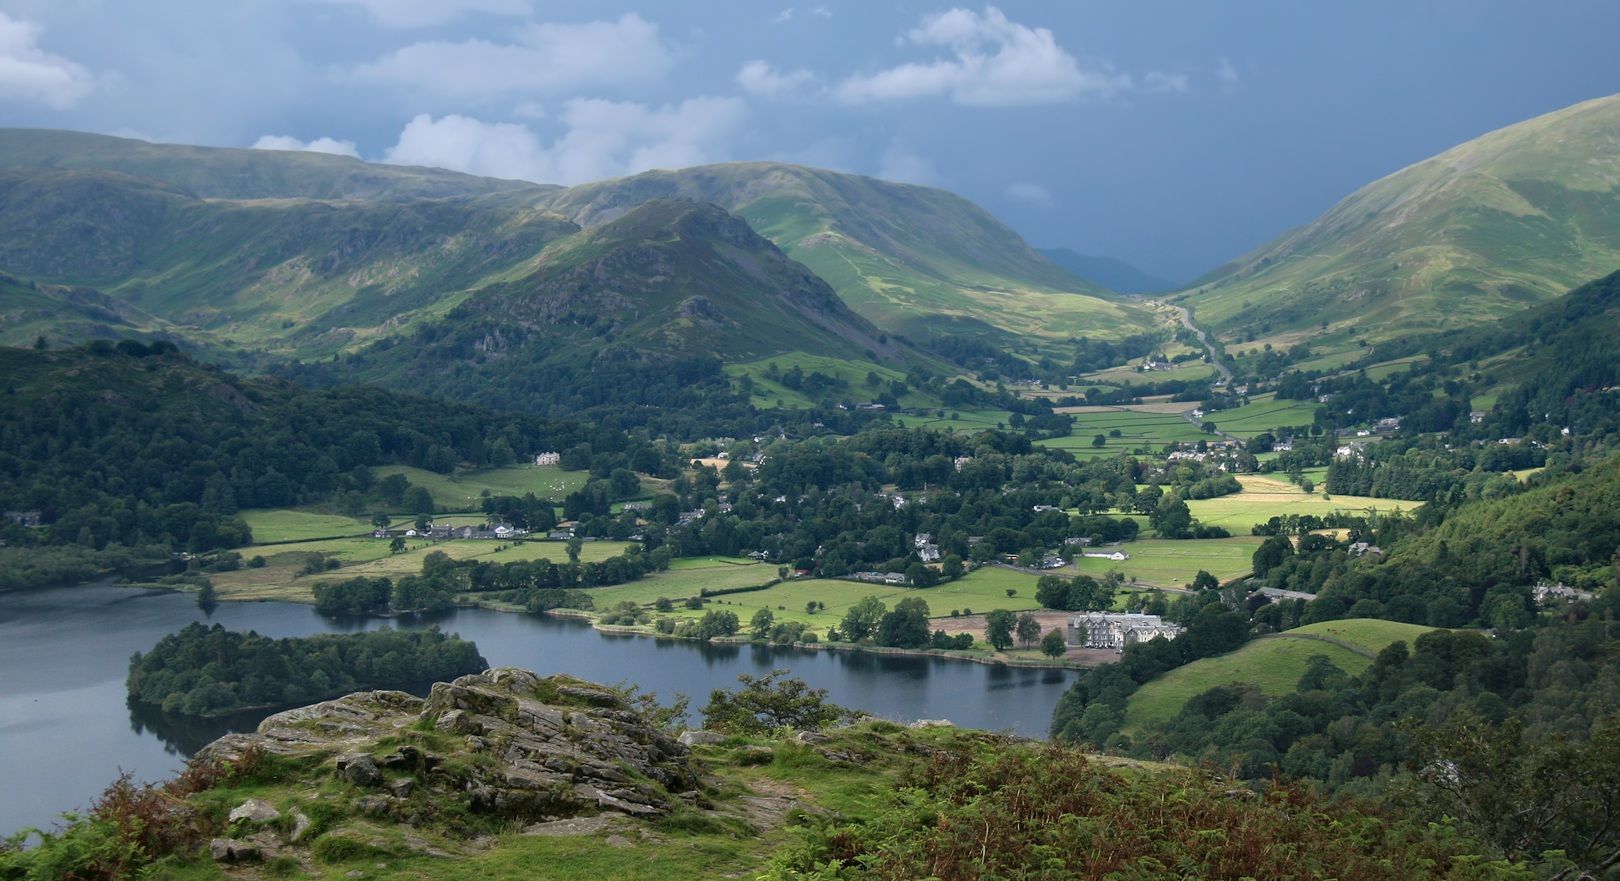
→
(0, 582, 1075, 837)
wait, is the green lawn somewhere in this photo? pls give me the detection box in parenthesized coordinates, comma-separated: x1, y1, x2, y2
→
(890, 408, 1017, 433)
(1123, 620, 1437, 732)
(239, 509, 373, 543)
(374, 464, 592, 510)
(585, 557, 780, 607)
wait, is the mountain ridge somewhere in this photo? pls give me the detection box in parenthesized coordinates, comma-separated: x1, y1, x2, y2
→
(1184, 92, 1620, 346)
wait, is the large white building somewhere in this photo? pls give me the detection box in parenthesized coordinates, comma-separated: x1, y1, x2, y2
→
(1066, 612, 1182, 650)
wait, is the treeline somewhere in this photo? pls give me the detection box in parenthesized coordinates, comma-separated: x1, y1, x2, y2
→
(126, 622, 486, 717)
(0, 343, 682, 552)
(313, 547, 672, 618)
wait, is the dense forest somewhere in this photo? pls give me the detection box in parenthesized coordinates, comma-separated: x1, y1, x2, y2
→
(125, 623, 486, 717)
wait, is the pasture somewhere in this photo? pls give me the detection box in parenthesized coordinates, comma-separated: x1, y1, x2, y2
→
(240, 509, 372, 543)
(1183, 475, 1419, 533)
(724, 352, 921, 410)
(1060, 537, 1263, 588)
(1202, 394, 1321, 439)
(373, 464, 591, 510)
(1122, 619, 1436, 732)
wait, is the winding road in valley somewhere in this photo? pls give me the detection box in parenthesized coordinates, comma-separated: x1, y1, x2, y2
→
(1168, 303, 1234, 385)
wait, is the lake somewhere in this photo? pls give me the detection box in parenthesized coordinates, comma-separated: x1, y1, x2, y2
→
(0, 582, 1076, 837)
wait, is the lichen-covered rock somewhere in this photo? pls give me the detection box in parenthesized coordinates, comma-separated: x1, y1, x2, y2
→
(210, 837, 260, 863)
(679, 729, 725, 746)
(197, 668, 699, 826)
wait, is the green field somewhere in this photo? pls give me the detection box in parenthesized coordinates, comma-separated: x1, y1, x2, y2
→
(1059, 537, 1263, 588)
(212, 537, 631, 602)
(374, 464, 592, 510)
(1082, 361, 1215, 386)
(239, 509, 373, 543)
(890, 408, 1017, 433)
(1203, 394, 1321, 439)
(724, 352, 924, 410)
(1123, 619, 1438, 732)
(1183, 475, 1419, 533)
(1037, 410, 1206, 457)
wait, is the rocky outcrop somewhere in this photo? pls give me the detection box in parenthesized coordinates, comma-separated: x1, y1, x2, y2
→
(199, 668, 699, 825)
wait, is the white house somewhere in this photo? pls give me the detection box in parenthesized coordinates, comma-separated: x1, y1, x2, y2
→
(534, 451, 561, 466)
(1066, 612, 1181, 649)
(1082, 550, 1130, 562)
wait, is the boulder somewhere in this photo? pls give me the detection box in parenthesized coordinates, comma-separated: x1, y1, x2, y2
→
(679, 729, 725, 747)
(907, 719, 953, 729)
(289, 809, 314, 843)
(210, 837, 260, 863)
(227, 798, 280, 825)
(337, 753, 383, 787)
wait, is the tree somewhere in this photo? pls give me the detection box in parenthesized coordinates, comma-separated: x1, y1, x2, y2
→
(389, 536, 406, 554)
(941, 554, 964, 579)
(371, 513, 392, 530)
(379, 473, 410, 506)
(1015, 612, 1041, 647)
(1040, 629, 1067, 659)
(403, 485, 435, 515)
(985, 609, 1017, 651)
(566, 537, 583, 564)
(1191, 569, 1219, 591)
(1091, 434, 1107, 448)
(750, 608, 775, 640)
(701, 670, 852, 734)
(1149, 492, 1193, 539)
(841, 596, 887, 642)
(877, 597, 931, 649)
(696, 609, 740, 640)
(196, 580, 217, 615)
(1252, 535, 1294, 577)
(655, 596, 674, 612)
(805, 600, 819, 615)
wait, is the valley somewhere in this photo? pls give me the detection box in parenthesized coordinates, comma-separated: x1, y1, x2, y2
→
(5, 85, 1620, 881)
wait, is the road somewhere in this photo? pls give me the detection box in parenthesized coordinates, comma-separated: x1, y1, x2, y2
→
(1167, 303, 1234, 385)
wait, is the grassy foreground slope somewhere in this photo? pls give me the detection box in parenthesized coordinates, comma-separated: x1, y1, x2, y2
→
(540, 162, 1155, 349)
(1123, 619, 1437, 732)
(4, 669, 1523, 881)
(1187, 92, 1620, 346)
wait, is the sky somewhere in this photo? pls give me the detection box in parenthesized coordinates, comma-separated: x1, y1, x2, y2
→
(1, 1, 1618, 282)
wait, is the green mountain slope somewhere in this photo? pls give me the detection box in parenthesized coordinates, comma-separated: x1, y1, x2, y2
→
(0, 128, 547, 201)
(0, 169, 579, 356)
(1186, 93, 1620, 345)
(539, 163, 1153, 349)
(347, 199, 903, 383)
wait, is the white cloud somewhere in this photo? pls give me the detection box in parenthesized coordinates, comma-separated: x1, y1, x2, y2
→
(773, 8, 795, 24)
(311, 0, 530, 28)
(877, 140, 938, 185)
(349, 14, 674, 99)
(1004, 182, 1052, 206)
(382, 97, 747, 185)
(1216, 56, 1240, 89)
(836, 5, 1127, 106)
(1143, 71, 1189, 93)
(736, 60, 816, 98)
(811, 6, 833, 18)
(251, 134, 361, 158)
(0, 12, 95, 108)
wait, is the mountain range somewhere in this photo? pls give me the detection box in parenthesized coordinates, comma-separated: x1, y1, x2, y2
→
(0, 129, 1149, 372)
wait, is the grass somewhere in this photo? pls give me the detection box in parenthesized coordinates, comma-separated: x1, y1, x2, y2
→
(373, 464, 591, 510)
(1059, 537, 1264, 588)
(1202, 394, 1321, 439)
(1123, 619, 1438, 732)
(1183, 474, 1419, 533)
(239, 509, 373, 543)
(584, 557, 781, 607)
(212, 538, 632, 602)
(723, 351, 922, 410)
